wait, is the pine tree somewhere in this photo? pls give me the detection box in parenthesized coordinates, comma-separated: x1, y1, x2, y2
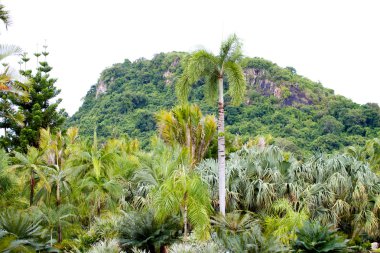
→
(2, 48, 67, 151)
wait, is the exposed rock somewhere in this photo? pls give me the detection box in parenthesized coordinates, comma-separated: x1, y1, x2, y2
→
(244, 67, 312, 106)
(170, 57, 180, 68)
(283, 85, 313, 106)
(274, 87, 282, 99)
(163, 57, 180, 85)
(96, 80, 107, 98)
(163, 70, 174, 85)
(244, 68, 258, 86)
(258, 79, 278, 96)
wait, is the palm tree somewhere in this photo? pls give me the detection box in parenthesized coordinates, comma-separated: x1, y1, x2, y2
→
(176, 34, 246, 215)
(36, 163, 73, 243)
(156, 104, 216, 167)
(0, 4, 26, 98)
(70, 130, 118, 179)
(0, 45, 28, 133)
(37, 128, 79, 204)
(0, 148, 10, 192)
(38, 129, 66, 197)
(0, 97, 25, 130)
(36, 128, 79, 243)
(153, 165, 212, 240)
(132, 140, 187, 206)
(0, 45, 25, 95)
(0, 45, 22, 63)
(81, 173, 122, 216)
(71, 131, 122, 217)
(11, 146, 45, 206)
(347, 138, 380, 172)
(34, 203, 76, 246)
(0, 4, 10, 29)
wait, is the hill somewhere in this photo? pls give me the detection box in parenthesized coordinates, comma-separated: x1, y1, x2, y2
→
(67, 52, 380, 154)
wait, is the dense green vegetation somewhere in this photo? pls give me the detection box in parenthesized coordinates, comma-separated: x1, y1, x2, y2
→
(69, 52, 380, 155)
(3, 2, 380, 252)
(2, 126, 380, 252)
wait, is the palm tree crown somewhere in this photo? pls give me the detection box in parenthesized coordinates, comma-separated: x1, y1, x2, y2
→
(156, 104, 216, 167)
(0, 4, 10, 29)
(176, 34, 246, 105)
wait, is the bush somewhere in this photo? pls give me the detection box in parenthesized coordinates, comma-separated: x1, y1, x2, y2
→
(212, 211, 287, 253)
(0, 209, 56, 252)
(169, 237, 222, 253)
(292, 221, 348, 252)
(88, 239, 125, 253)
(118, 209, 181, 253)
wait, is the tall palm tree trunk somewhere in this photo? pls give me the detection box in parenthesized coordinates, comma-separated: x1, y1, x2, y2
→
(186, 127, 193, 168)
(183, 192, 188, 240)
(50, 229, 53, 246)
(148, 244, 156, 253)
(160, 245, 168, 253)
(30, 169, 35, 206)
(58, 223, 62, 243)
(56, 182, 62, 243)
(97, 199, 101, 216)
(56, 182, 61, 206)
(217, 77, 226, 215)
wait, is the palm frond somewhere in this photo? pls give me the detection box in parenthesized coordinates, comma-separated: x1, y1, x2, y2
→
(176, 51, 218, 103)
(204, 71, 219, 103)
(0, 44, 22, 61)
(219, 34, 242, 63)
(0, 4, 11, 28)
(224, 61, 246, 105)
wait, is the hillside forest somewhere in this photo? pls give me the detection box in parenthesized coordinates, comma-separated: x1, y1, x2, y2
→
(1, 3, 380, 253)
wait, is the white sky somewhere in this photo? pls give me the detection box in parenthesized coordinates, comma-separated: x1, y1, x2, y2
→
(1, 0, 380, 115)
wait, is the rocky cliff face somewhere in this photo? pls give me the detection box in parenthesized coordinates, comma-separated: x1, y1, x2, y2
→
(95, 80, 107, 98)
(163, 56, 180, 86)
(244, 67, 312, 106)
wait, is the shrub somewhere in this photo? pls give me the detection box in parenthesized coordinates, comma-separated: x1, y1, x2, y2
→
(212, 211, 287, 253)
(292, 221, 348, 252)
(118, 209, 181, 253)
(88, 239, 125, 253)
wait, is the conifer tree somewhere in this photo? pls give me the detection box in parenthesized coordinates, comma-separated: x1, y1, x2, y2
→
(3, 47, 67, 151)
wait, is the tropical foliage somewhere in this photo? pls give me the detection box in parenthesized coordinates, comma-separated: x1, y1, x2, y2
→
(4, 124, 380, 252)
(292, 221, 348, 253)
(118, 210, 181, 253)
(0, 209, 56, 252)
(1, 6, 380, 252)
(156, 104, 216, 167)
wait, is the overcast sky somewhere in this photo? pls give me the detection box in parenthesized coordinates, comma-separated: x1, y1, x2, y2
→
(1, 0, 380, 115)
